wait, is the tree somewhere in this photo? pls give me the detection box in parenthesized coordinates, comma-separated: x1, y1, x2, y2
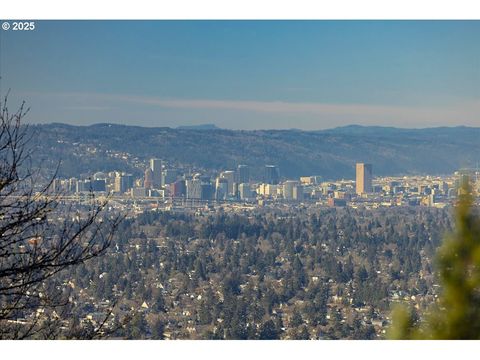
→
(297, 325, 310, 340)
(0, 96, 121, 339)
(126, 312, 148, 339)
(152, 292, 166, 313)
(290, 308, 303, 327)
(388, 183, 480, 339)
(258, 319, 280, 340)
(151, 318, 165, 340)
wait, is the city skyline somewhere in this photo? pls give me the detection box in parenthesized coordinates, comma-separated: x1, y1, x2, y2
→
(50, 153, 479, 214)
(1, 20, 479, 130)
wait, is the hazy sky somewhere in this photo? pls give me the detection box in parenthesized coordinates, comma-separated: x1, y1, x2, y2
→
(1, 20, 479, 129)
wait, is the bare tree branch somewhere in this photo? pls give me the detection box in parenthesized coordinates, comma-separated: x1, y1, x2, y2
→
(0, 95, 123, 339)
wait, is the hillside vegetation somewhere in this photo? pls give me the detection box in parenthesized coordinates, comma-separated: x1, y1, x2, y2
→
(30, 123, 480, 179)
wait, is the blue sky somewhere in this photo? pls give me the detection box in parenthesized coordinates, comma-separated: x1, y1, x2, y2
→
(1, 20, 479, 129)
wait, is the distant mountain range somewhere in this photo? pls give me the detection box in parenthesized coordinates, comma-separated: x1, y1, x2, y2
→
(176, 124, 220, 130)
(29, 123, 480, 180)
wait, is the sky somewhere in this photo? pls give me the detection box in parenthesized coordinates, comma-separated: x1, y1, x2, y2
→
(0, 20, 479, 130)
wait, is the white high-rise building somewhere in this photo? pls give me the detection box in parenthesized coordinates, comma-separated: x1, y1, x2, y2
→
(220, 170, 235, 195)
(215, 177, 229, 200)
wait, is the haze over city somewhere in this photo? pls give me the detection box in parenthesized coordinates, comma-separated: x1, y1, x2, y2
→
(1, 20, 479, 130)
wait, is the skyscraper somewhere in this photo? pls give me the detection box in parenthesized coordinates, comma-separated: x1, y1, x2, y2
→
(293, 184, 304, 201)
(283, 180, 298, 200)
(220, 170, 235, 195)
(173, 179, 186, 197)
(162, 168, 178, 185)
(114, 173, 133, 194)
(215, 177, 229, 200)
(264, 165, 280, 185)
(238, 183, 252, 200)
(200, 183, 215, 201)
(186, 178, 202, 199)
(150, 158, 163, 189)
(237, 165, 250, 184)
(356, 163, 373, 195)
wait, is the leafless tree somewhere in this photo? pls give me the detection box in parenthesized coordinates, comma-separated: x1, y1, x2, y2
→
(0, 94, 122, 339)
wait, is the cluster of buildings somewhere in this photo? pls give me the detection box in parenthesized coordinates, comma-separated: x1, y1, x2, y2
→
(52, 160, 280, 203)
(324, 164, 480, 209)
(51, 159, 480, 210)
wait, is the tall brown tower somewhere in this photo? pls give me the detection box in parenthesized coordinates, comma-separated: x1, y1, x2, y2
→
(356, 163, 373, 195)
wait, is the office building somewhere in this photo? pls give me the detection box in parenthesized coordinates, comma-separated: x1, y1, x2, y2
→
(264, 165, 280, 185)
(91, 179, 106, 192)
(131, 187, 147, 198)
(75, 180, 86, 193)
(114, 176, 122, 194)
(237, 165, 250, 184)
(300, 176, 314, 185)
(67, 178, 77, 193)
(238, 183, 252, 200)
(201, 183, 215, 201)
(186, 178, 202, 199)
(293, 184, 304, 201)
(162, 168, 178, 185)
(215, 177, 229, 200)
(328, 198, 347, 207)
(150, 158, 163, 188)
(173, 179, 186, 197)
(283, 180, 298, 200)
(52, 179, 64, 193)
(356, 163, 373, 195)
(114, 174, 134, 194)
(220, 170, 235, 195)
(257, 183, 278, 197)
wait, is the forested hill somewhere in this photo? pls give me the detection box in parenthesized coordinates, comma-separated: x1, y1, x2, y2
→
(29, 123, 480, 179)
